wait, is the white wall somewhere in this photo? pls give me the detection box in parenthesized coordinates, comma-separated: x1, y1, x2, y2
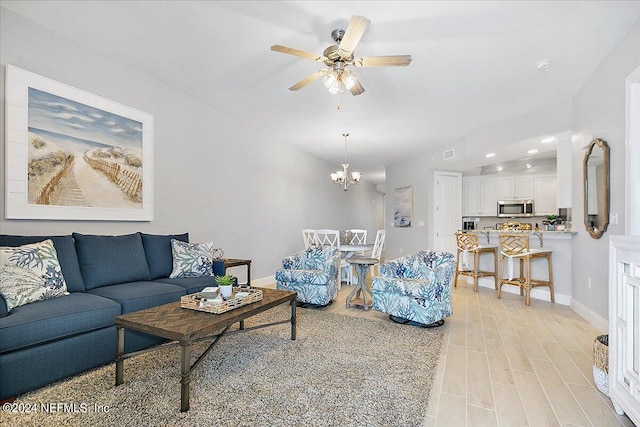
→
(570, 19, 640, 320)
(0, 8, 381, 280)
(384, 152, 432, 259)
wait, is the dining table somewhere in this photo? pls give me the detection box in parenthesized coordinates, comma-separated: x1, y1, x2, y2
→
(339, 244, 374, 258)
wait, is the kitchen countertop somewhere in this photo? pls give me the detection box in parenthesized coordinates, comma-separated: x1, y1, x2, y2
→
(478, 229, 577, 234)
(462, 229, 577, 243)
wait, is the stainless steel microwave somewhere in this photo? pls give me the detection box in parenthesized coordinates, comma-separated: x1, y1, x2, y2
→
(497, 200, 534, 217)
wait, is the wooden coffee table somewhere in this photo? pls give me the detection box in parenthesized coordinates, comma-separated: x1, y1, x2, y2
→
(115, 287, 297, 412)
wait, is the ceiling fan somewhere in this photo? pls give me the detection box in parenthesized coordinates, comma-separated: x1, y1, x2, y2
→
(271, 15, 412, 96)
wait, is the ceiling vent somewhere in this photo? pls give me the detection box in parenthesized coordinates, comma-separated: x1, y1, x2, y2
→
(443, 148, 455, 161)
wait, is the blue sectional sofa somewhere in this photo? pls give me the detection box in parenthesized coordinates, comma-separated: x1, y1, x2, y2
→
(0, 232, 227, 400)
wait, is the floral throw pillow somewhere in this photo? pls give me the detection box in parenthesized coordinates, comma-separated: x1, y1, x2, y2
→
(169, 239, 216, 278)
(0, 239, 69, 312)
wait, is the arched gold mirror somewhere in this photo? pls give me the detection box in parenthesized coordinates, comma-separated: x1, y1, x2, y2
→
(583, 138, 610, 239)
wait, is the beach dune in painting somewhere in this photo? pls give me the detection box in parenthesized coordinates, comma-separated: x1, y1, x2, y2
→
(27, 88, 143, 209)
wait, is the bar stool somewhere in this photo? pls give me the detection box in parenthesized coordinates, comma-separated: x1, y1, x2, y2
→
(454, 231, 498, 292)
(497, 233, 554, 306)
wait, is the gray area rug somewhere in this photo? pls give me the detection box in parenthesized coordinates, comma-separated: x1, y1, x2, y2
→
(4, 305, 444, 427)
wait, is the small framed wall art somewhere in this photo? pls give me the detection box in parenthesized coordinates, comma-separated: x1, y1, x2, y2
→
(393, 186, 413, 227)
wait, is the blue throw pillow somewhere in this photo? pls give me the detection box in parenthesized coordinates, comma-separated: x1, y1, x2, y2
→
(73, 232, 151, 290)
(140, 233, 189, 279)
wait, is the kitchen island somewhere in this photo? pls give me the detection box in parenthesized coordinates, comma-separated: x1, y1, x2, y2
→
(461, 230, 576, 305)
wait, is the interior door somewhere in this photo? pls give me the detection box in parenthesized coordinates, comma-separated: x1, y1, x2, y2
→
(434, 171, 462, 254)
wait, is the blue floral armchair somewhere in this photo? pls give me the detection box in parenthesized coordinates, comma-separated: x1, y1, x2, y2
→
(372, 250, 456, 326)
(275, 246, 341, 306)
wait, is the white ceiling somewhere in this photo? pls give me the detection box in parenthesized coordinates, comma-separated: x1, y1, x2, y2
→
(3, 1, 640, 184)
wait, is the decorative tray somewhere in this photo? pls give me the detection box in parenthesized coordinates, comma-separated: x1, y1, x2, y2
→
(180, 288, 263, 314)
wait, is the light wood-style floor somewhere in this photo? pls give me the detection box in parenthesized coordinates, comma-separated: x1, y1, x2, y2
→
(293, 278, 635, 427)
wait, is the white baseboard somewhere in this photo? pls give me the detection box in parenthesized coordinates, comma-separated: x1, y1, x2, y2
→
(252, 275, 276, 288)
(475, 278, 571, 306)
(571, 298, 609, 334)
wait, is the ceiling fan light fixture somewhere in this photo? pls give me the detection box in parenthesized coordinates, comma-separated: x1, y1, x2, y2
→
(327, 79, 344, 95)
(272, 15, 411, 96)
(323, 70, 338, 89)
(342, 71, 357, 90)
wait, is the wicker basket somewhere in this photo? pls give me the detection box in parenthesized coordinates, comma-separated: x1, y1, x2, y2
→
(593, 334, 609, 396)
(181, 288, 263, 314)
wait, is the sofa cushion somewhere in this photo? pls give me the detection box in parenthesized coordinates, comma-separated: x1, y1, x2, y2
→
(0, 293, 120, 354)
(140, 233, 189, 280)
(88, 281, 185, 314)
(155, 276, 217, 295)
(0, 239, 69, 312)
(169, 239, 216, 278)
(0, 235, 85, 292)
(73, 232, 151, 290)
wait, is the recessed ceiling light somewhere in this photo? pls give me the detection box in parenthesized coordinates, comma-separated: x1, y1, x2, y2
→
(496, 166, 503, 171)
(528, 149, 539, 154)
(536, 59, 551, 70)
(540, 136, 557, 144)
(485, 153, 496, 158)
(526, 163, 532, 169)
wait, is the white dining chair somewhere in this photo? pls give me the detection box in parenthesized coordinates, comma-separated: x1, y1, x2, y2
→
(314, 229, 340, 248)
(348, 229, 368, 246)
(343, 229, 368, 285)
(369, 230, 386, 276)
(302, 229, 316, 249)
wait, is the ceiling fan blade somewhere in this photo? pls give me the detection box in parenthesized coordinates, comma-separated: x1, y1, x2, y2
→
(271, 45, 327, 62)
(338, 15, 371, 55)
(288, 69, 328, 91)
(349, 80, 365, 96)
(353, 55, 413, 67)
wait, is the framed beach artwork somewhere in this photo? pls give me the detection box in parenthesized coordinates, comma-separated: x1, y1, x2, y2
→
(4, 65, 154, 220)
(394, 186, 413, 227)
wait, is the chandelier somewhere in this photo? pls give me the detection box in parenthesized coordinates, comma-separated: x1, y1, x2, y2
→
(330, 133, 361, 191)
(322, 62, 357, 95)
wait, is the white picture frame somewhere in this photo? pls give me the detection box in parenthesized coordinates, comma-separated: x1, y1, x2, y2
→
(4, 65, 154, 221)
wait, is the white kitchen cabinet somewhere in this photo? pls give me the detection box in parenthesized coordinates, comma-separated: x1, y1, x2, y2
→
(480, 177, 498, 216)
(463, 177, 480, 216)
(463, 176, 497, 216)
(497, 176, 534, 200)
(534, 175, 557, 215)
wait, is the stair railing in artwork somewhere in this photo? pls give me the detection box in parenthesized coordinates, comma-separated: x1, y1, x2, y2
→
(83, 154, 142, 202)
(36, 154, 75, 205)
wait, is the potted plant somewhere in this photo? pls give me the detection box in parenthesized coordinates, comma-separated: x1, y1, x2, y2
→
(216, 275, 234, 299)
(543, 214, 560, 231)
